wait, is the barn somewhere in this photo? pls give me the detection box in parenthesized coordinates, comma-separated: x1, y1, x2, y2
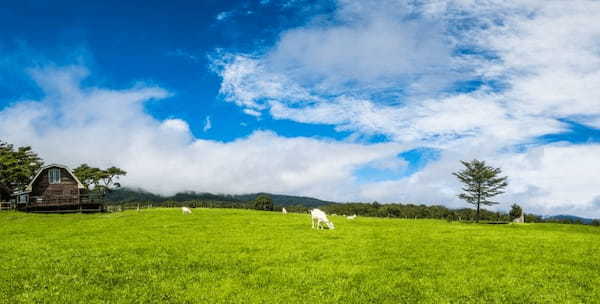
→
(11, 164, 104, 212)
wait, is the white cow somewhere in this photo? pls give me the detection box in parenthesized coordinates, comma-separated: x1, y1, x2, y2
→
(181, 207, 192, 215)
(347, 214, 357, 220)
(310, 209, 335, 230)
(282, 208, 288, 214)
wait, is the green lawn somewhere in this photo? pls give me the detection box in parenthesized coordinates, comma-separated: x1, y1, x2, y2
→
(1, 208, 599, 303)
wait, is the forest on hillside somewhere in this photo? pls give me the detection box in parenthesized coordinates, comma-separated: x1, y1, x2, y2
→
(105, 188, 600, 225)
(105, 188, 331, 207)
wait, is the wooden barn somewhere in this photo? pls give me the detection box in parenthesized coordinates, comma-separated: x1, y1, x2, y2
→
(11, 164, 104, 212)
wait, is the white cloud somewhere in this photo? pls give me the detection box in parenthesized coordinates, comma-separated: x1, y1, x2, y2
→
(203, 116, 212, 132)
(0, 66, 405, 201)
(267, 16, 454, 92)
(213, 54, 320, 110)
(243, 108, 262, 117)
(162, 119, 191, 134)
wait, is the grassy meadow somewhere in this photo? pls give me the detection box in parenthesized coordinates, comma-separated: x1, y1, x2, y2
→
(1, 208, 599, 303)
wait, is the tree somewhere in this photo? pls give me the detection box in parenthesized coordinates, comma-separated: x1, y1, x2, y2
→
(509, 203, 523, 220)
(254, 194, 273, 211)
(73, 164, 127, 194)
(73, 164, 104, 190)
(98, 166, 127, 191)
(0, 141, 43, 200)
(453, 159, 508, 223)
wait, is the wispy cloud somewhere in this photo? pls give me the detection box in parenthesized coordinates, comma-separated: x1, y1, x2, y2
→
(243, 108, 261, 117)
(216, 11, 232, 21)
(203, 116, 212, 132)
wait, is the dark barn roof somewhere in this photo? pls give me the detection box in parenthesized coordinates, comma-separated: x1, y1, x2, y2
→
(24, 164, 85, 192)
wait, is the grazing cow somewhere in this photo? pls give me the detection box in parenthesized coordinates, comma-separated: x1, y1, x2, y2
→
(310, 209, 335, 230)
(181, 207, 192, 215)
(347, 214, 357, 220)
(282, 208, 288, 214)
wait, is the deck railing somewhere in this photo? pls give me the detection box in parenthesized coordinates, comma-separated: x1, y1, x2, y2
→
(29, 194, 105, 207)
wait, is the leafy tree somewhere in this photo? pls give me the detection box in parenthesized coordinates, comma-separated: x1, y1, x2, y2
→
(453, 159, 508, 223)
(98, 166, 127, 190)
(73, 164, 127, 194)
(73, 164, 104, 190)
(0, 141, 43, 200)
(254, 194, 273, 211)
(509, 203, 523, 220)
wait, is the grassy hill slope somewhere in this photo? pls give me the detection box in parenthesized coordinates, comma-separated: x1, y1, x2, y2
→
(1, 209, 599, 303)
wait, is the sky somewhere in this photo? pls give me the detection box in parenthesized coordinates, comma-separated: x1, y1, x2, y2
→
(1, 0, 600, 217)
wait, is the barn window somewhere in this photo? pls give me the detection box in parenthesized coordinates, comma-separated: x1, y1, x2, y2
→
(49, 168, 61, 184)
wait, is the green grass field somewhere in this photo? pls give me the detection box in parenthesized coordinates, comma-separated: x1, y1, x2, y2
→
(1, 208, 599, 303)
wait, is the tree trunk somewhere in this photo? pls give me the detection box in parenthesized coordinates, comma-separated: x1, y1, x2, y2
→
(476, 188, 481, 223)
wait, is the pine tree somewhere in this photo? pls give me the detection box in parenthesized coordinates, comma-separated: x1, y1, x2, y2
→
(453, 159, 508, 222)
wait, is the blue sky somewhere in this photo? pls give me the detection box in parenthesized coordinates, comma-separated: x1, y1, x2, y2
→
(1, 0, 600, 217)
(0, 0, 339, 141)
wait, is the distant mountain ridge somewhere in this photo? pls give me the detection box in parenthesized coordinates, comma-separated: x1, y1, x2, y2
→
(105, 187, 333, 207)
(544, 214, 594, 224)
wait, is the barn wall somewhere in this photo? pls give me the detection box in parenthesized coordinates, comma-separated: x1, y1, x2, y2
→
(31, 168, 80, 200)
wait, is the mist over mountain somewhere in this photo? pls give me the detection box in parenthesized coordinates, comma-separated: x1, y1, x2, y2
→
(105, 187, 332, 208)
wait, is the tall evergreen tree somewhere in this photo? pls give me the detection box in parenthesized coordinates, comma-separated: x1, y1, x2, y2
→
(453, 159, 508, 222)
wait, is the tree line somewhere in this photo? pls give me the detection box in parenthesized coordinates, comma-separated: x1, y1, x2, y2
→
(106, 196, 600, 225)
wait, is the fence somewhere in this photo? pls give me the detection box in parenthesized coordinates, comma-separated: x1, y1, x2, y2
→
(104, 201, 245, 213)
(0, 202, 13, 211)
(105, 202, 201, 213)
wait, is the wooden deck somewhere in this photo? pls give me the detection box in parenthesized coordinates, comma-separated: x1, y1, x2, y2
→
(18, 195, 106, 213)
